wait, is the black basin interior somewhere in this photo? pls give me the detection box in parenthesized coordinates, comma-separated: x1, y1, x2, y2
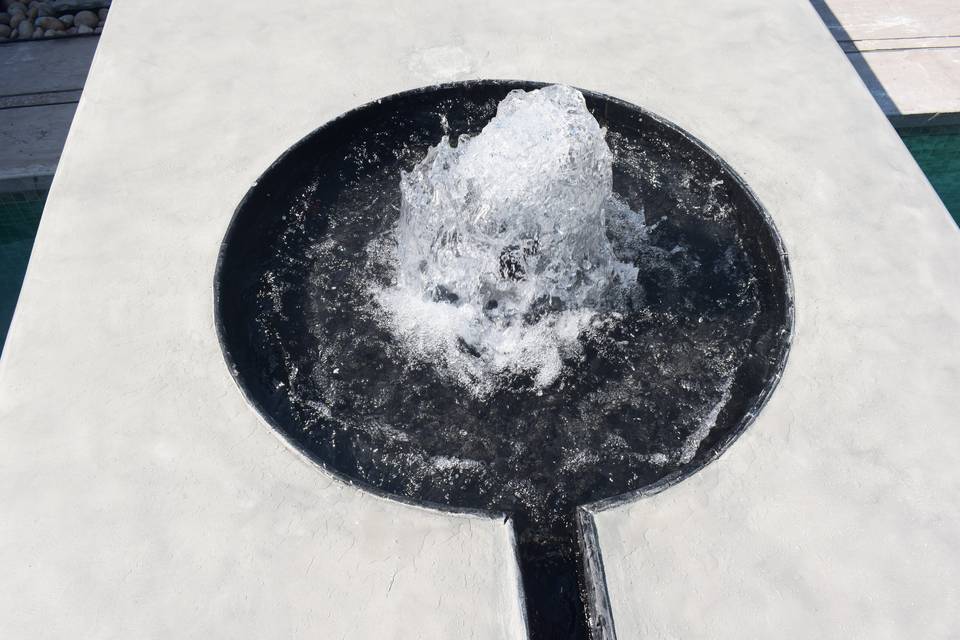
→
(215, 80, 793, 640)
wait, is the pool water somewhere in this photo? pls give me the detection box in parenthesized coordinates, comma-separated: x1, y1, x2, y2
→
(0, 125, 957, 355)
(0, 181, 46, 353)
(899, 124, 960, 227)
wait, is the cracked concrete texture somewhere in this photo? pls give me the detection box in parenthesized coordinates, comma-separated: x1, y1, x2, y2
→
(0, 0, 957, 638)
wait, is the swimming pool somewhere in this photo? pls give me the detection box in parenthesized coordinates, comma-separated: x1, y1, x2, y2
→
(0, 179, 47, 354)
(899, 124, 960, 226)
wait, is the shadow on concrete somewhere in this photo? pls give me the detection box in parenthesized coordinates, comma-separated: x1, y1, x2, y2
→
(809, 0, 901, 117)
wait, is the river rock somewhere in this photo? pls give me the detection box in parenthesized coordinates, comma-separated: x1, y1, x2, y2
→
(0, 12, 9, 24)
(9, 12, 21, 26)
(51, 0, 108, 10)
(75, 22, 90, 33)
(96, 6, 104, 20)
(7, 2, 26, 14)
(59, 12, 71, 25)
(73, 8, 94, 26)
(16, 17, 31, 35)
(0, 23, 10, 37)
(35, 15, 63, 29)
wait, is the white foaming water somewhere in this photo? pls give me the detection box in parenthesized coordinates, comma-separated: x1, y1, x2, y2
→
(374, 85, 642, 395)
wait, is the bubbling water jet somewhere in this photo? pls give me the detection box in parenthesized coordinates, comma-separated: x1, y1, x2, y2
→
(375, 85, 643, 395)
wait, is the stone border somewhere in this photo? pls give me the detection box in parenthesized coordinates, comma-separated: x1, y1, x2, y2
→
(0, 0, 108, 41)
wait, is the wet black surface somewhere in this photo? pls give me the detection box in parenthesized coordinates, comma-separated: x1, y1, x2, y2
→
(216, 81, 792, 639)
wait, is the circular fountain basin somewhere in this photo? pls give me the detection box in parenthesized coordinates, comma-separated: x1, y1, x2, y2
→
(215, 80, 793, 638)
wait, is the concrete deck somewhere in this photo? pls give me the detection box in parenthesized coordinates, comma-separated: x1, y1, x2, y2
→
(814, 0, 960, 124)
(1, 0, 959, 639)
(0, 38, 98, 181)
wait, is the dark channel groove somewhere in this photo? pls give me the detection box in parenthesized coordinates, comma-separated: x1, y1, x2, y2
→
(214, 80, 793, 639)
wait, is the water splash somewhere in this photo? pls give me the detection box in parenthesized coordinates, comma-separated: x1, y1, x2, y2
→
(375, 85, 643, 395)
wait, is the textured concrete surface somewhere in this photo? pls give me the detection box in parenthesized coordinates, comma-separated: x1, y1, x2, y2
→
(0, 38, 97, 180)
(816, 0, 960, 39)
(846, 48, 960, 123)
(0, 4, 530, 639)
(1, 0, 958, 639)
(0, 103, 78, 180)
(813, 0, 960, 123)
(585, 1, 960, 638)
